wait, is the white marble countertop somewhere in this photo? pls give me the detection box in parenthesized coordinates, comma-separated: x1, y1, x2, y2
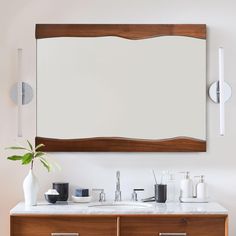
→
(10, 201, 228, 215)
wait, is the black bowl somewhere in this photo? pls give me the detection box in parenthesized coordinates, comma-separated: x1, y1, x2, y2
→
(45, 194, 59, 204)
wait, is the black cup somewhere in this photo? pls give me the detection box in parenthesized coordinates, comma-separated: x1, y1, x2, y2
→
(155, 184, 167, 203)
(53, 183, 69, 201)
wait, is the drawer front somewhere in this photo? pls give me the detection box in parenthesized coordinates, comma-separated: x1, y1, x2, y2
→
(120, 217, 226, 236)
(11, 216, 117, 236)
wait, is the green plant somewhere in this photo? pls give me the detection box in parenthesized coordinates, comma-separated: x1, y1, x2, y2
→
(6, 140, 51, 172)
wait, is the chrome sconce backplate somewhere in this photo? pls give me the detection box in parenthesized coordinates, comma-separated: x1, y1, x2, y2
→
(10, 82, 34, 105)
(209, 81, 232, 104)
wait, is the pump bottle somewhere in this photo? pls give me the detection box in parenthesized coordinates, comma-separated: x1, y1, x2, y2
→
(180, 172, 193, 198)
(196, 175, 207, 199)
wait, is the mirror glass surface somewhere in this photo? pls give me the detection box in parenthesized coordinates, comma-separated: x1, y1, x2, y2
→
(37, 36, 206, 141)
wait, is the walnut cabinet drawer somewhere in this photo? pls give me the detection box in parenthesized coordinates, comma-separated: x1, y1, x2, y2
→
(11, 216, 117, 236)
(120, 216, 227, 236)
(11, 215, 228, 236)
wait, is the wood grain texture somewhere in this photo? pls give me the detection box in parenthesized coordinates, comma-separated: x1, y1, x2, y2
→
(35, 23, 206, 153)
(11, 215, 227, 236)
(35, 24, 206, 39)
(117, 216, 120, 236)
(120, 216, 226, 236)
(35, 136, 206, 152)
(225, 215, 229, 236)
(11, 216, 117, 236)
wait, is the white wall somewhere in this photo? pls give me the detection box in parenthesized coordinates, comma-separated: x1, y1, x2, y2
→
(0, 0, 236, 235)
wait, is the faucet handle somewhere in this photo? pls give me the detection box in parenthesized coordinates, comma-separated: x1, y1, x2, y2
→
(131, 189, 144, 201)
(92, 189, 106, 202)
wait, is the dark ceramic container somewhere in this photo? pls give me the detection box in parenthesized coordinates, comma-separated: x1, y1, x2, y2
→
(155, 184, 167, 203)
(44, 194, 59, 204)
(53, 182, 69, 201)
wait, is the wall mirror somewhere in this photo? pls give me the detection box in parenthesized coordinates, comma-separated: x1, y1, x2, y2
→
(36, 24, 206, 152)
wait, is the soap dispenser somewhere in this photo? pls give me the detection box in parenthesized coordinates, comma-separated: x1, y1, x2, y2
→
(166, 172, 176, 202)
(196, 175, 207, 199)
(180, 172, 193, 198)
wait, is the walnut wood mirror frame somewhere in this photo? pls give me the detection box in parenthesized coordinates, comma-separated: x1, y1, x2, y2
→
(35, 24, 207, 152)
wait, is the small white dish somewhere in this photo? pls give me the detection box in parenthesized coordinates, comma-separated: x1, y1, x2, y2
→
(72, 195, 92, 203)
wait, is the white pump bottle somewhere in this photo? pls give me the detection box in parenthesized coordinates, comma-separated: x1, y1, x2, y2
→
(196, 175, 207, 199)
(180, 172, 193, 198)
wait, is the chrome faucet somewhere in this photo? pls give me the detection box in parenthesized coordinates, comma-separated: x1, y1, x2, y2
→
(115, 171, 122, 201)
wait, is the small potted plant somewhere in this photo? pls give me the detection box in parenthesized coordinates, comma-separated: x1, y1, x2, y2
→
(6, 140, 51, 206)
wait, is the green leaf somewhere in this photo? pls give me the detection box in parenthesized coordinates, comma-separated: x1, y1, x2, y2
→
(35, 143, 45, 151)
(39, 157, 51, 172)
(21, 153, 33, 165)
(27, 140, 33, 151)
(35, 151, 45, 158)
(5, 146, 29, 151)
(7, 155, 23, 161)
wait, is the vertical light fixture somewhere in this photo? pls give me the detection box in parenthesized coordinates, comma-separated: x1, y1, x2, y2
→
(17, 48, 23, 137)
(219, 47, 225, 136)
(209, 47, 232, 136)
(10, 48, 34, 138)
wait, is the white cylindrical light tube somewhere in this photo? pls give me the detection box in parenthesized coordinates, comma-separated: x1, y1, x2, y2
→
(219, 47, 225, 136)
(17, 48, 23, 137)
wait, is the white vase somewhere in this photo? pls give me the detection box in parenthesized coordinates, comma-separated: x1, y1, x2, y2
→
(23, 169, 39, 206)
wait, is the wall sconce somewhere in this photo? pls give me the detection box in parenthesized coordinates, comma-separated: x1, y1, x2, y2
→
(209, 47, 232, 136)
(10, 48, 33, 137)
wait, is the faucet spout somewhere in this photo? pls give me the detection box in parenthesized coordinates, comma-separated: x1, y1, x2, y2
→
(115, 171, 122, 201)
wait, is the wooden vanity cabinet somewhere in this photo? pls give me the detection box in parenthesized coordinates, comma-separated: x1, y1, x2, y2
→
(120, 215, 228, 236)
(10, 214, 228, 236)
(10, 215, 117, 236)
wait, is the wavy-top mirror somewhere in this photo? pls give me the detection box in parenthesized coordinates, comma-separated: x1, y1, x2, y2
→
(36, 24, 206, 152)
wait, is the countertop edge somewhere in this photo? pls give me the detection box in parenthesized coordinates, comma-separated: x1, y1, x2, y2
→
(10, 212, 228, 216)
(10, 201, 228, 216)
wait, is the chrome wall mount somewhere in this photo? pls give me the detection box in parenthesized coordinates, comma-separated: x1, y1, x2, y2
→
(209, 81, 231, 104)
(209, 47, 232, 136)
(10, 82, 33, 105)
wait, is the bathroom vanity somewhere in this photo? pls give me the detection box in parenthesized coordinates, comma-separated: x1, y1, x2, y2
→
(10, 202, 228, 236)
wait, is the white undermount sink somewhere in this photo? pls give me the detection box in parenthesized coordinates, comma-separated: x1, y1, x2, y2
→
(88, 201, 152, 209)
